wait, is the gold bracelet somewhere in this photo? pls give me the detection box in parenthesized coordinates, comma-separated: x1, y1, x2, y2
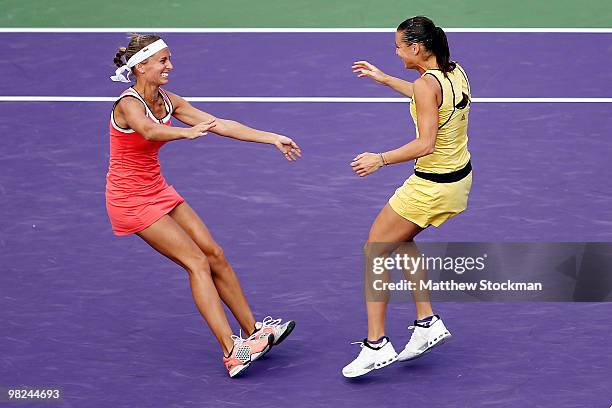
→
(379, 153, 388, 166)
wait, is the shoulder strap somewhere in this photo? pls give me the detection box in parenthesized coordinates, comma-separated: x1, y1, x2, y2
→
(119, 87, 171, 123)
(454, 64, 471, 95)
(122, 88, 155, 118)
(159, 88, 174, 116)
(424, 71, 444, 108)
(423, 70, 456, 130)
(110, 89, 150, 133)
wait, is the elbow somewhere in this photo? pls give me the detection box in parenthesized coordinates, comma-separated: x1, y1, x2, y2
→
(421, 135, 436, 156)
(420, 142, 435, 156)
(141, 125, 157, 141)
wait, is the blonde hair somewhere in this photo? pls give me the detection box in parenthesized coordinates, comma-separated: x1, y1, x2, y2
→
(113, 33, 162, 68)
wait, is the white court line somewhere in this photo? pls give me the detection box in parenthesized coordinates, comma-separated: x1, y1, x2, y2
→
(1, 96, 612, 103)
(0, 28, 611, 33)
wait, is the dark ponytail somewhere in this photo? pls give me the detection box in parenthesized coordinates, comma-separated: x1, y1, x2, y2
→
(397, 16, 456, 75)
(432, 26, 455, 74)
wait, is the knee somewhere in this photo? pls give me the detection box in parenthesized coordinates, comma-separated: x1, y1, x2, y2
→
(205, 244, 226, 265)
(364, 240, 385, 259)
(364, 240, 405, 260)
(185, 255, 211, 278)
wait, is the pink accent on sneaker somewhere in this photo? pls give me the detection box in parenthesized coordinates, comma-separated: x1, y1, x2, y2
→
(223, 332, 274, 377)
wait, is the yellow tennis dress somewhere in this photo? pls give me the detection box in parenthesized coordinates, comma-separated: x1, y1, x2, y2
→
(388, 63, 473, 228)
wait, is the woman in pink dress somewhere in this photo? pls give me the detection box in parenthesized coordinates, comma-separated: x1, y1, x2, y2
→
(106, 34, 299, 377)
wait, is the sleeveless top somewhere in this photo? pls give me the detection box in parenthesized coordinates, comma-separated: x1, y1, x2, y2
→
(410, 63, 471, 174)
(106, 88, 174, 199)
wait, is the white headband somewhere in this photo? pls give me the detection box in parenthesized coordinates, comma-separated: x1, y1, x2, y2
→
(110, 39, 168, 83)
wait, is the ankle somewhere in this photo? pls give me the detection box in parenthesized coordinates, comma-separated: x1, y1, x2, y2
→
(244, 320, 258, 337)
(365, 336, 389, 349)
(366, 335, 386, 343)
(222, 337, 235, 357)
(416, 313, 435, 321)
(223, 345, 234, 358)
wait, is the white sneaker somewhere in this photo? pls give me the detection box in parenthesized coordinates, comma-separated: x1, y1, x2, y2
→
(342, 337, 398, 378)
(397, 315, 452, 362)
(251, 316, 296, 346)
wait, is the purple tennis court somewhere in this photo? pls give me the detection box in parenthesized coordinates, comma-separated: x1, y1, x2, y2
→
(1, 32, 611, 407)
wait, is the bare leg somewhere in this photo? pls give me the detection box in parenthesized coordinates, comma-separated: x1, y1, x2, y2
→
(136, 214, 234, 355)
(169, 203, 256, 335)
(365, 204, 428, 341)
(398, 241, 434, 320)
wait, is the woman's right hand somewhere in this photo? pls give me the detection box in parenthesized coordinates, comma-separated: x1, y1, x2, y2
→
(352, 60, 388, 85)
(184, 119, 217, 139)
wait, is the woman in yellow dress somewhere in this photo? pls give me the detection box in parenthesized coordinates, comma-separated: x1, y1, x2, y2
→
(343, 16, 473, 377)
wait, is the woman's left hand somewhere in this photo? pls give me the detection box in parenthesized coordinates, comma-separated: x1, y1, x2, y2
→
(351, 152, 384, 177)
(274, 136, 302, 161)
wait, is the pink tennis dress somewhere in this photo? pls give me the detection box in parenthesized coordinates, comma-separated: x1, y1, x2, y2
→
(105, 87, 184, 235)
